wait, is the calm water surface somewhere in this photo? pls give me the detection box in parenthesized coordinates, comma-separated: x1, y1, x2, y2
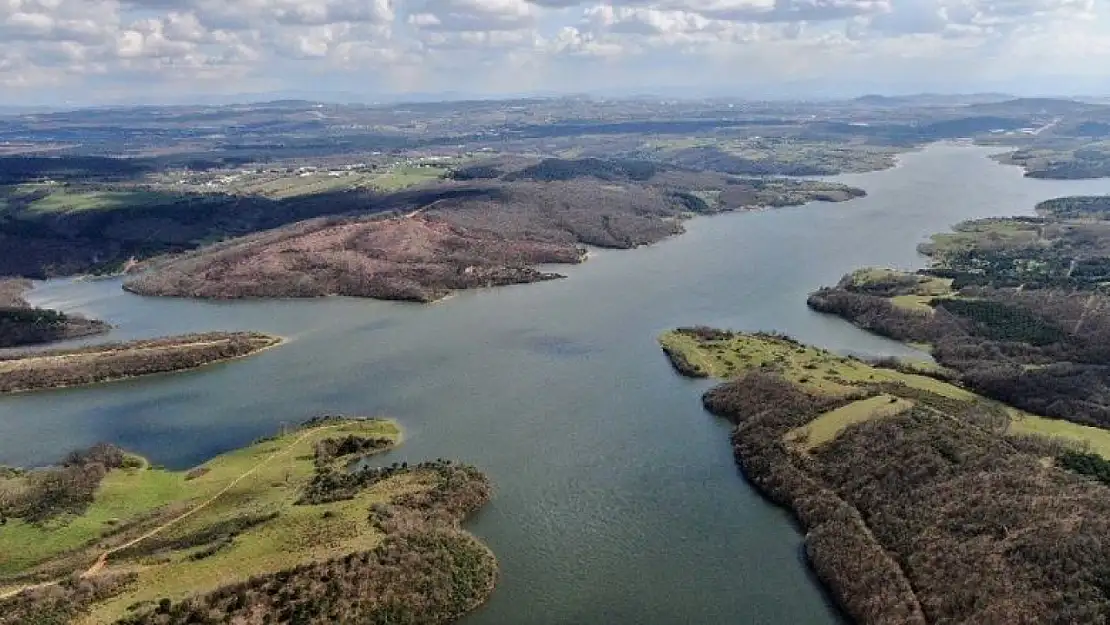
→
(4, 144, 1110, 624)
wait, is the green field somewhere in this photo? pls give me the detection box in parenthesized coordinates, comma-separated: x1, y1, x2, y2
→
(368, 165, 449, 191)
(919, 218, 1043, 259)
(660, 329, 1110, 460)
(1010, 412, 1110, 458)
(0, 418, 429, 622)
(786, 394, 914, 451)
(659, 330, 971, 399)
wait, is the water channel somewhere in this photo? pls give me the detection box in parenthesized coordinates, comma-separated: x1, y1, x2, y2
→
(3, 143, 1109, 624)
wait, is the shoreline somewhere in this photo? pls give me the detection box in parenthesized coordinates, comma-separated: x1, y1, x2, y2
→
(0, 333, 285, 395)
(1, 416, 499, 625)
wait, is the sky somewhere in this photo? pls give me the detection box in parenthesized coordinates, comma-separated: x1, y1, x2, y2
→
(1, 0, 1109, 105)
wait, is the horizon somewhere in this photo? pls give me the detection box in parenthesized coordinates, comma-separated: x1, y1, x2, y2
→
(2, 89, 1109, 115)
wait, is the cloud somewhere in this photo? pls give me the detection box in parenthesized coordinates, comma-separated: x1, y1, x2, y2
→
(0, 0, 1107, 102)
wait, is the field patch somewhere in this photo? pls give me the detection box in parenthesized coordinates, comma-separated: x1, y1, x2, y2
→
(786, 394, 914, 451)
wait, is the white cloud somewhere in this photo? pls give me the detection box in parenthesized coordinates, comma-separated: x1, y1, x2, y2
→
(0, 0, 1107, 102)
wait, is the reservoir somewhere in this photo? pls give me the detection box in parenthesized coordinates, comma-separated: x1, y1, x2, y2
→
(3, 143, 1109, 624)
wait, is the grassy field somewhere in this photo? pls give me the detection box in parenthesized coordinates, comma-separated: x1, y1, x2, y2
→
(660, 329, 1110, 459)
(785, 394, 914, 451)
(0, 418, 435, 622)
(222, 165, 448, 198)
(658, 330, 972, 399)
(643, 137, 902, 174)
(1009, 412, 1110, 458)
(0, 184, 174, 216)
(919, 218, 1043, 259)
(368, 165, 449, 191)
(228, 173, 377, 199)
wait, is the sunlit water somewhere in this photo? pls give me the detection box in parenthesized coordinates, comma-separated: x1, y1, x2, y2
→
(3, 144, 1109, 624)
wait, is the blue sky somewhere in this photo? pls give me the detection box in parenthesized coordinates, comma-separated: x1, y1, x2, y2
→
(1, 0, 1108, 105)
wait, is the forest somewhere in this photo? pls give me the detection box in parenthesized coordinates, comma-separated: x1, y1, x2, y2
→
(663, 330, 1110, 625)
(807, 200, 1110, 427)
(0, 278, 109, 347)
(0, 418, 497, 625)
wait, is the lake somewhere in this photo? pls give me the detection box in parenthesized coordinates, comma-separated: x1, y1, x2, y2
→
(4, 143, 1110, 624)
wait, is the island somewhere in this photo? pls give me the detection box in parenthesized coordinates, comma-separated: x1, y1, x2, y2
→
(0, 332, 282, 393)
(0, 416, 496, 625)
(0, 278, 109, 348)
(660, 328, 1110, 624)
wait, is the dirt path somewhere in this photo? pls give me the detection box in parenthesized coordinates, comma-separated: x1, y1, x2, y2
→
(83, 424, 336, 577)
(0, 425, 336, 600)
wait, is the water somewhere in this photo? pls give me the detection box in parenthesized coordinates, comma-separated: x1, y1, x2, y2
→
(3, 143, 1109, 624)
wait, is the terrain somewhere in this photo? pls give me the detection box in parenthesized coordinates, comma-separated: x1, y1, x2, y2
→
(659, 188, 1110, 623)
(5, 94, 1108, 285)
(0, 332, 281, 393)
(660, 329, 1110, 625)
(121, 162, 862, 302)
(0, 278, 108, 348)
(808, 195, 1110, 427)
(0, 417, 495, 625)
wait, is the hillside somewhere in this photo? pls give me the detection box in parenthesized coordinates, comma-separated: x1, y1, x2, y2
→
(123, 173, 863, 302)
(0, 417, 496, 625)
(0, 278, 108, 348)
(660, 329, 1110, 625)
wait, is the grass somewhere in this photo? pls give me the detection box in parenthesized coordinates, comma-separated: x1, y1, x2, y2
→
(1, 418, 416, 622)
(786, 394, 914, 451)
(663, 328, 1110, 462)
(368, 165, 448, 192)
(24, 188, 172, 215)
(230, 173, 377, 200)
(659, 330, 974, 400)
(890, 294, 937, 312)
(1009, 412, 1110, 459)
(921, 218, 1043, 258)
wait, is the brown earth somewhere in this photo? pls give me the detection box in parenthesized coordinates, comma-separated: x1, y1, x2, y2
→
(122, 175, 863, 303)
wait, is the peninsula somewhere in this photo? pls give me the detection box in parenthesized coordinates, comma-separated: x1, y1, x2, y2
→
(0, 278, 109, 348)
(0, 417, 496, 625)
(0, 332, 281, 393)
(658, 194, 1110, 624)
(121, 162, 864, 303)
(660, 328, 1110, 624)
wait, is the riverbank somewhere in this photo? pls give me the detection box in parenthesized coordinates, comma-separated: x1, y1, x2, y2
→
(0, 278, 109, 349)
(0, 332, 282, 394)
(119, 170, 864, 304)
(0, 417, 497, 625)
(807, 194, 1110, 430)
(6, 144, 1109, 625)
(660, 329, 1110, 624)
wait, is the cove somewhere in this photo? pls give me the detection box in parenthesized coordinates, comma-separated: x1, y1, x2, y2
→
(4, 143, 1110, 624)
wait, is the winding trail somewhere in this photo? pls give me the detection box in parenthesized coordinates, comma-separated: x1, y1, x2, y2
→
(0, 424, 337, 600)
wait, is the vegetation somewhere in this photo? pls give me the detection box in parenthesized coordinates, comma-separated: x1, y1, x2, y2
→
(808, 198, 1110, 428)
(662, 330, 1110, 625)
(1001, 142, 1110, 179)
(0, 417, 496, 625)
(0, 332, 281, 394)
(1037, 195, 1110, 219)
(124, 171, 864, 303)
(0, 278, 109, 348)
